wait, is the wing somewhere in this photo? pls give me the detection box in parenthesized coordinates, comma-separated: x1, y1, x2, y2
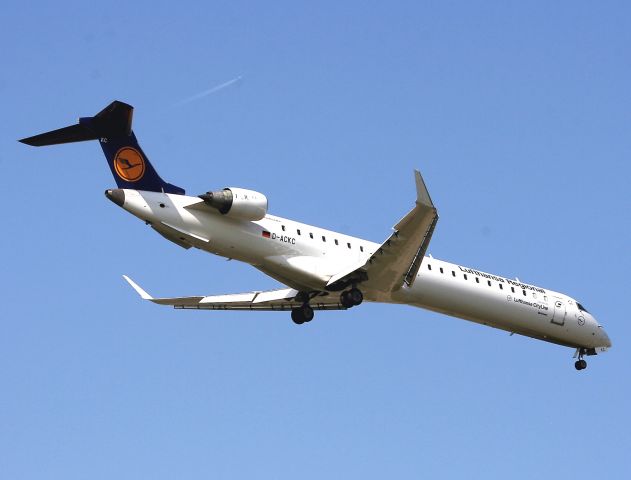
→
(327, 170, 438, 294)
(123, 276, 347, 311)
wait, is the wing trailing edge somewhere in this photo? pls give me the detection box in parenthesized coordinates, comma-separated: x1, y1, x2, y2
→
(122, 276, 348, 311)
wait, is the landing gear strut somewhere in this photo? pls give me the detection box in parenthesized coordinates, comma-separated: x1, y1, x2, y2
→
(574, 348, 588, 370)
(340, 287, 363, 309)
(291, 303, 314, 325)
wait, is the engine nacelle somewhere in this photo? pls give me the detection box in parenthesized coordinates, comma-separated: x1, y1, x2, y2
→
(199, 187, 268, 221)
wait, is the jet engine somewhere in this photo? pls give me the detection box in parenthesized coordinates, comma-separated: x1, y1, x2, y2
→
(199, 187, 268, 221)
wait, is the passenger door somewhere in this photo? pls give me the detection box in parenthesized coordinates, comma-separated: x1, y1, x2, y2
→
(551, 298, 566, 326)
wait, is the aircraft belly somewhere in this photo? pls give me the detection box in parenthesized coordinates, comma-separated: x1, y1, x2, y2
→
(257, 255, 329, 291)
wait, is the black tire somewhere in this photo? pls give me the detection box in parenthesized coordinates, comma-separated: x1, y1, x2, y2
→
(291, 308, 305, 324)
(349, 288, 363, 306)
(340, 291, 354, 309)
(579, 359, 587, 370)
(302, 305, 314, 322)
(574, 361, 582, 370)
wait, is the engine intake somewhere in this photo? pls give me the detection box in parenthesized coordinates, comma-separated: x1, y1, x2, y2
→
(199, 187, 268, 221)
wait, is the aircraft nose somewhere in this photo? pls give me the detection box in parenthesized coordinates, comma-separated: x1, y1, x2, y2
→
(598, 326, 612, 348)
(105, 188, 125, 207)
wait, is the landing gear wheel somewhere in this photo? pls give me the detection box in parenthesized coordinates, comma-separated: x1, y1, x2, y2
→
(348, 288, 363, 306)
(340, 291, 353, 308)
(341, 288, 364, 308)
(301, 304, 314, 322)
(291, 309, 305, 325)
(574, 359, 587, 370)
(291, 304, 314, 324)
(574, 348, 588, 370)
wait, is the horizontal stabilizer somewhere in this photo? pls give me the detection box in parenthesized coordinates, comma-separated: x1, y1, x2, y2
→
(19, 124, 98, 146)
(20, 101, 133, 146)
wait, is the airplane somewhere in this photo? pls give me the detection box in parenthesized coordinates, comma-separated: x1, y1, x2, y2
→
(20, 100, 612, 370)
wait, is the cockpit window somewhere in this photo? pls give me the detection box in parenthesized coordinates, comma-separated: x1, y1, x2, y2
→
(577, 302, 590, 313)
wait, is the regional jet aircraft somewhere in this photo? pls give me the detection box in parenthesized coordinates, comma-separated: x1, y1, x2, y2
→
(20, 101, 612, 370)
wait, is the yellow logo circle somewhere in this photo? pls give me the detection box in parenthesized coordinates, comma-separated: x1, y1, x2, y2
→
(114, 147, 145, 182)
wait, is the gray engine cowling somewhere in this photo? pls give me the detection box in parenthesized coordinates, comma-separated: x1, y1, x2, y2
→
(199, 187, 268, 221)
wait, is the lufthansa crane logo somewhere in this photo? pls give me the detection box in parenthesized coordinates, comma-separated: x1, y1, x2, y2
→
(114, 147, 145, 182)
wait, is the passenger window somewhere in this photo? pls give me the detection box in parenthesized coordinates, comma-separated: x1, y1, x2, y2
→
(322, 236, 326, 242)
(464, 274, 468, 280)
(440, 267, 444, 274)
(335, 239, 339, 245)
(475, 277, 480, 283)
(522, 290, 527, 296)
(487, 280, 492, 286)
(309, 233, 314, 239)
(452, 271, 456, 277)
(282, 225, 286, 231)
(499, 284, 503, 290)
(428, 264, 432, 271)
(347, 242, 351, 249)
(297, 229, 301, 235)
(360, 246, 364, 252)
(511, 287, 515, 293)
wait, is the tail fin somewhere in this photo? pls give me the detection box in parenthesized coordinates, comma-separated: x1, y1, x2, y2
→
(19, 101, 185, 194)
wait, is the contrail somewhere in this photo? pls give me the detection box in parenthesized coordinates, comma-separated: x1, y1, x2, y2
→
(175, 76, 243, 106)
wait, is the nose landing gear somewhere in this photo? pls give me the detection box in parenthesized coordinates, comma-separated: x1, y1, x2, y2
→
(575, 359, 587, 370)
(574, 348, 588, 370)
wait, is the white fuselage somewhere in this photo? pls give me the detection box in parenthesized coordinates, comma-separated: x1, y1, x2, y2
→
(118, 189, 611, 351)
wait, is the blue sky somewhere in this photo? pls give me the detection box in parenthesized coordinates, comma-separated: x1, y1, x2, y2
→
(1, 1, 630, 478)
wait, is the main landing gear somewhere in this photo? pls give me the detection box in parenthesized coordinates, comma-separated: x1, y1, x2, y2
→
(291, 303, 314, 325)
(574, 348, 588, 370)
(340, 287, 363, 309)
(290, 287, 364, 325)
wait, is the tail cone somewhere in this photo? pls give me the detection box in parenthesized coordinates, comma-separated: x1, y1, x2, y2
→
(105, 189, 125, 207)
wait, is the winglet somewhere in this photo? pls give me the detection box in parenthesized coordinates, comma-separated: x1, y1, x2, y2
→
(122, 275, 153, 300)
(414, 169, 434, 208)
